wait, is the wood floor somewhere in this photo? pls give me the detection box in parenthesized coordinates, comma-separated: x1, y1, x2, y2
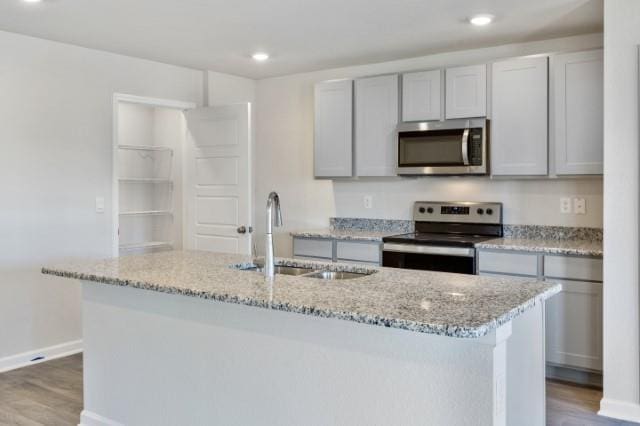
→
(0, 354, 82, 426)
(0, 354, 637, 426)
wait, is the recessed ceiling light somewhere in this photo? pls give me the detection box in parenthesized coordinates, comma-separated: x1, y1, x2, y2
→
(252, 52, 269, 62)
(469, 14, 494, 26)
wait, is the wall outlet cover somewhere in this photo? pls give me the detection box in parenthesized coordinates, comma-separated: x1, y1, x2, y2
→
(560, 197, 572, 214)
(363, 195, 373, 209)
(574, 198, 586, 215)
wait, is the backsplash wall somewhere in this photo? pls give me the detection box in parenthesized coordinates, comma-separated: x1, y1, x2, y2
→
(333, 177, 603, 227)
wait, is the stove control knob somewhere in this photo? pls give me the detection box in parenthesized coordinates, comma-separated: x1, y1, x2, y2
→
(476, 208, 484, 215)
(427, 207, 434, 214)
(486, 208, 493, 215)
(419, 207, 426, 213)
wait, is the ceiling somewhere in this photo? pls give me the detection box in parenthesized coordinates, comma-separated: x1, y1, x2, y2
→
(0, 0, 603, 79)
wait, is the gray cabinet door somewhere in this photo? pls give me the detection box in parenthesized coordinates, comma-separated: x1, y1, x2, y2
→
(402, 70, 442, 122)
(445, 64, 487, 119)
(355, 74, 399, 176)
(314, 79, 353, 178)
(551, 50, 603, 175)
(545, 279, 603, 372)
(491, 56, 548, 176)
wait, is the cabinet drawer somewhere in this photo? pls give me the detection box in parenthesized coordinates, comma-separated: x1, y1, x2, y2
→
(478, 251, 538, 276)
(293, 238, 333, 259)
(336, 241, 381, 264)
(544, 256, 602, 281)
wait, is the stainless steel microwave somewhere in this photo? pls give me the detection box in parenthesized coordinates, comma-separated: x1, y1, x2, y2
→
(396, 118, 488, 175)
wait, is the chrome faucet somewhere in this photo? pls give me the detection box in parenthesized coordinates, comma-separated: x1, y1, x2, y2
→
(265, 191, 283, 279)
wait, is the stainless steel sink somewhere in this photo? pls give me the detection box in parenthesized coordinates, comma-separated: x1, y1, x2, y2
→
(232, 263, 375, 280)
(303, 271, 370, 280)
(237, 264, 315, 276)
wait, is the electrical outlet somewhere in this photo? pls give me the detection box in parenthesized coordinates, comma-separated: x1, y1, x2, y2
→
(363, 195, 373, 209)
(560, 197, 572, 214)
(574, 198, 586, 215)
(95, 197, 105, 214)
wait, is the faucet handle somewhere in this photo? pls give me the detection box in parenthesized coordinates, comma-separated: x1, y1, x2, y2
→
(252, 242, 258, 259)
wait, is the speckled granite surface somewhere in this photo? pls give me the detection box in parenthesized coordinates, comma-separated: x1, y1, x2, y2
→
(476, 238, 603, 257)
(330, 217, 414, 233)
(503, 225, 602, 242)
(42, 250, 559, 339)
(290, 228, 394, 242)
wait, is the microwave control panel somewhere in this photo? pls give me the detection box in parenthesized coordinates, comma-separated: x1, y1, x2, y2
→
(469, 128, 483, 166)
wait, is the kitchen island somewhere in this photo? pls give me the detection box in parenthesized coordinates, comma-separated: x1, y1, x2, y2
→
(43, 250, 559, 426)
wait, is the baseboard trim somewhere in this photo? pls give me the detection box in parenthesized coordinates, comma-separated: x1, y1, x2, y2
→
(80, 410, 123, 426)
(599, 398, 640, 423)
(546, 364, 602, 388)
(0, 340, 82, 373)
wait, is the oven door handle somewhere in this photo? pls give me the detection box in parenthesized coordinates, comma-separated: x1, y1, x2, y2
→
(383, 243, 475, 257)
(461, 126, 470, 166)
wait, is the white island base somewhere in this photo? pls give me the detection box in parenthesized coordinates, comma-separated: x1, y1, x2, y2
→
(80, 281, 546, 426)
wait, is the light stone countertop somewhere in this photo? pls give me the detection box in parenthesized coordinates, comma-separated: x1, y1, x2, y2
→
(42, 250, 559, 338)
(290, 228, 399, 242)
(476, 238, 603, 257)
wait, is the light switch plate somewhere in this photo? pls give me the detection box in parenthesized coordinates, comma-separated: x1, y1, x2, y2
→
(363, 195, 373, 209)
(574, 198, 586, 215)
(560, 197, 572, 214)
(95, 197, 105, 214)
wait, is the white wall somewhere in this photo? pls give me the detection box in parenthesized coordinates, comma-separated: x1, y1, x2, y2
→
(0, 30, 202, 363)
(207, 70, 256, 106)
(599, 1, 640, 422)
(255, 33, 604, 257)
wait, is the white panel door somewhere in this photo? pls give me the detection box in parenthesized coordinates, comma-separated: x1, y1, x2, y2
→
(491, 56, 548, 176)
(552, 50, 603, 175)
(183, 104, 251, 254)
(355, 74, 399, 177)
(445, 64, 487, 119)
(314, 79, 353, 177)
(402, 70, 442, 122)
(545, 279, 603, 372)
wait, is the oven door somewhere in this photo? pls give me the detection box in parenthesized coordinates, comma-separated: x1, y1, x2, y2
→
(382, 243, 476, 274)
(396, 119, 487, 175)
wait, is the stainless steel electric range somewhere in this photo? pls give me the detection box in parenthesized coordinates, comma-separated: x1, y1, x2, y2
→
(382, 201, 503, 275)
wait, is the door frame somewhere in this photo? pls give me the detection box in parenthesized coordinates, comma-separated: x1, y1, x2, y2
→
(111, 93, 197, 257)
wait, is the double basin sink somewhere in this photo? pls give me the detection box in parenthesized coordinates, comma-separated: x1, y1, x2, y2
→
(234, 263, 375, 280)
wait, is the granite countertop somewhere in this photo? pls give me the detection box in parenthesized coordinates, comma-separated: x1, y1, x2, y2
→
(476, 238, 603, 257)
(42, 250, 559, 339)
(290, 228, 399, 242)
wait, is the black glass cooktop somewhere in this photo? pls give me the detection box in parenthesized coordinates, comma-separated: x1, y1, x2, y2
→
(383, 232, 496, 247)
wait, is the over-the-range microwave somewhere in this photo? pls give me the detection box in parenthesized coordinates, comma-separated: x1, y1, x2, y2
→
(396, 118, 488, 176)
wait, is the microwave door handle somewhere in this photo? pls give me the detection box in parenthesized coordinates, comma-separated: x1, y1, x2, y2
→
(461, 128, 470, 166)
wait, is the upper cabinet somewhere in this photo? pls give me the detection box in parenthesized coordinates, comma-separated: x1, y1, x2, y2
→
(313, 49, 603, 180)
(355, 74, 399, 177)
(445, 64, 487, 119)
(491, 56, 549, 176)
(551, 50, 603, 175)
(402, 70, 442, 122)
(314, 79, 353, 178)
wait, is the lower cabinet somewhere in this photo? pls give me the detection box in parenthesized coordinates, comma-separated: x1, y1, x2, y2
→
(478, 250, 603, 380)
(293, 237, 381, 265)
(544, 278, 602, 371)
(292, 238, 333, 261)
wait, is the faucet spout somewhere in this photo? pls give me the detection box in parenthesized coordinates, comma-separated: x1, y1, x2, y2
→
(265, 192, 282, 280)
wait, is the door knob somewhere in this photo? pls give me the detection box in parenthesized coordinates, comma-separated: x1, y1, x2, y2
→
(237, 226, 247, 234)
